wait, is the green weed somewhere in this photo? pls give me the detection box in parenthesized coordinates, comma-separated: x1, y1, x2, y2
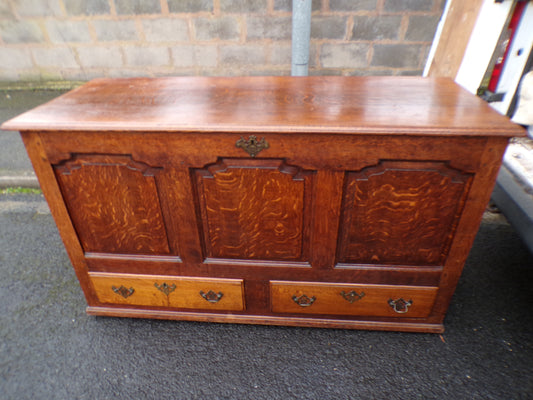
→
(0, 187, 42, 195)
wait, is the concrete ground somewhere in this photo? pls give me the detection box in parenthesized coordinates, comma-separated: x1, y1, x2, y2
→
(1, 90, 532, 399)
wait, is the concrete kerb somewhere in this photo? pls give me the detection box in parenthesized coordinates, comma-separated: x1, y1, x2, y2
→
(0, 175, 40, 189)
(0, 80, 85, 91)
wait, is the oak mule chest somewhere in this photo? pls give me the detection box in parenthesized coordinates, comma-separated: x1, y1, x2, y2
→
(2, 76, 525, 333)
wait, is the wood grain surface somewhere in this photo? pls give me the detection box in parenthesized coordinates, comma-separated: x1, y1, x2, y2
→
(426, 0, 485, 78)
(196, 159, 311, 261)
(338, 161, 472, 266)
(54, 154, 172, 255)
(87, 306, 445, 333)
(6, 77, 525, 332)
(90, 272, 244, 311)
(270, 281, 438, 318)
(1, 76, 525, 137)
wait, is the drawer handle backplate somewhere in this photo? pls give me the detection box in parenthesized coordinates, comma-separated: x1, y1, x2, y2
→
(154, 282, 176, 296)
(235, 135, 269, 157)
(340, 290, 365, 303)
(388, 298, 413, 314)
(292, 294, 316, 307)
(112, 285, 135, 299)
(200, 290, 224, 303)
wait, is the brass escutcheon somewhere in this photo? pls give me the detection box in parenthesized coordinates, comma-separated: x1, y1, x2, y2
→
(340, 290, 365, 303)
(235, 135, 269, 157)
(154, 282, 176, 296)
(112, 285, 135, 299)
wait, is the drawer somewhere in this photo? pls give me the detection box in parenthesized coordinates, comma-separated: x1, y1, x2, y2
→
(270, 281, 438, 318)
(90, 273, 245, 311)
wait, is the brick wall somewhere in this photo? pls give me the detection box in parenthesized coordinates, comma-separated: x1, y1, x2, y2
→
(0, 0, 444, 82)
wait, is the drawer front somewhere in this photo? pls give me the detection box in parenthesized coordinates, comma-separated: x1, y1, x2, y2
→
(90, 273, 245, 311)
(271, 281, 437, 318)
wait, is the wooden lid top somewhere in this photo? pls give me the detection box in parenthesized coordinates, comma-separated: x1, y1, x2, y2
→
(1, 76, 525, 137)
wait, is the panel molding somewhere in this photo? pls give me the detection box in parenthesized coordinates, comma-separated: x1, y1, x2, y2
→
(352, 160, 472, 184)
(196, 158, 307, 181)
(54, 153, 161, 177)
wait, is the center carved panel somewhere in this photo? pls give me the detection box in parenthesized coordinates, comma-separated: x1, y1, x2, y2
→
(195, 159, 313, 262)
(337, 161, 473, 266)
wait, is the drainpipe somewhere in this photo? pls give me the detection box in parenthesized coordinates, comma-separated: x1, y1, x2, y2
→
(291, 0, 312, 76)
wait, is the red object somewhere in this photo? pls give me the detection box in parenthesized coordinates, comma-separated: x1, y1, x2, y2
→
(488, 1, 528, 92)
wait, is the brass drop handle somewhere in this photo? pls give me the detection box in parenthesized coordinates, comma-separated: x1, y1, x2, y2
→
(112, 285, 135, 299)
(340, 290, 365, 303)
(388, 298, 413, 313)
(292, 294, 316, 307)
(200, 290, 224, 303)
(154, 282, 176, 296)
(235, 135, 269, 157)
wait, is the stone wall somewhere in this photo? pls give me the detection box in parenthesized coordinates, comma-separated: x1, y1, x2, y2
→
(0, 0, 444, 82)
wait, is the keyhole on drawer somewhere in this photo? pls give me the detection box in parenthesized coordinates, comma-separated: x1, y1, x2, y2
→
(340, 290, 365, 303)
(154, 282, 176, 296)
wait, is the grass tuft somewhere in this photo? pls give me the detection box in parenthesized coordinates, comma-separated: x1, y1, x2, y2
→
(0, 187, 42, 195)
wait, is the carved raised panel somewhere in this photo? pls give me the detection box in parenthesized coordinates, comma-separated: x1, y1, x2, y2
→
(195, 159, 312, 262)
(337, 161, 472, 266)
(54, 154, 172, 255)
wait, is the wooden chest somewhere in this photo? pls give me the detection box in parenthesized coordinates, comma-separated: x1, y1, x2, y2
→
(2, 76, 525, 333)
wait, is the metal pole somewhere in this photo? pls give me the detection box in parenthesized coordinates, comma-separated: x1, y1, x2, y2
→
(291, 0, 312, 76)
